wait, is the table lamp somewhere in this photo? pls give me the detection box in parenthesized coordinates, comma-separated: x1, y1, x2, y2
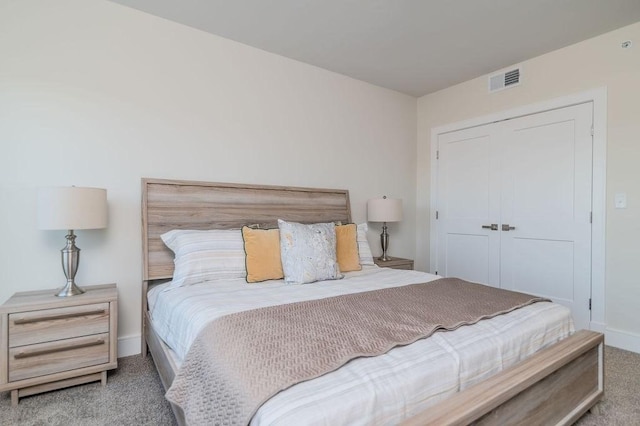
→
(367, 196, 403, 261)
(37, 187, 107, 297)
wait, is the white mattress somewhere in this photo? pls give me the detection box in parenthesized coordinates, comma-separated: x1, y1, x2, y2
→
(148, 266, 574, 425)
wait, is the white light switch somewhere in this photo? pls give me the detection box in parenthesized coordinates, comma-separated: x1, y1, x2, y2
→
(615, 193, 627, 209)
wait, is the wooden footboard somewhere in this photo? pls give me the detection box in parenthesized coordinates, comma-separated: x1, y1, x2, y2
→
(145, 315, 602, 426)
(402, 330, 604, 426)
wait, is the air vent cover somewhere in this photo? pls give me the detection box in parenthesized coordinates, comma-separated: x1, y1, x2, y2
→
(489, 66, 521, 92)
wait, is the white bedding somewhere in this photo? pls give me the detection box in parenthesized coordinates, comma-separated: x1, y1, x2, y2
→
(148, 266, 574, 425)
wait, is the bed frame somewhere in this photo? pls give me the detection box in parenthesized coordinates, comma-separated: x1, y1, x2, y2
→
(141, 178, 604, 426)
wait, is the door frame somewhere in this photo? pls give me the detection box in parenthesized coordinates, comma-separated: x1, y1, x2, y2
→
(429, 87, 607, 331)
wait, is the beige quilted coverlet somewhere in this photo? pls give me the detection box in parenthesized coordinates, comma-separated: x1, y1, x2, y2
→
(165, 278, 548, 425)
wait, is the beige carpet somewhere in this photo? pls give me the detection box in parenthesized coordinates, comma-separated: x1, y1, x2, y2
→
(575, 346, 640, 425)
(1, 345, 638, 425)
(0, 355, 176, 426)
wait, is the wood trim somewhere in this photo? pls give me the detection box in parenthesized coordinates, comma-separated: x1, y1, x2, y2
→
(144, 311, 178, 390)
(9, 303, 110, 347)
(13, 338, 105, 360)
(0, 312, 7, 386)
(0, 359, 117, 392)
(9, 333, 109, 381)
(12, 309, 106, 325)
(141, 179, 151, 284)
(141, 281, 148, 357)
(373, 257, 414, 270)
(141, 279, 169, 356)
(0, 284, 117, 313)
(17, 372, 104, 398)
(141, 178, 351, 281)
(401, 330, 604, 426)
(144, 310, 185, 426)
(109, 299, 118, 364)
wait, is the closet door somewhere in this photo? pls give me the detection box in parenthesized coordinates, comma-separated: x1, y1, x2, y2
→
(500, 103, 593, 329)
(436, 124, 501, 287)
(435, 102, 593, 329)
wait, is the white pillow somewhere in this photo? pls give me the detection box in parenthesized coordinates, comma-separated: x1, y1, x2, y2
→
(357, 223, 375, 265)
(278, 219, 342, 284)
(161, 229, 246, 289)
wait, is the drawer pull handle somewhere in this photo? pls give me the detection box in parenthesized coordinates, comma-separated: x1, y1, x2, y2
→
(13, 309, 107, 325)
(13, 338, 106, 359)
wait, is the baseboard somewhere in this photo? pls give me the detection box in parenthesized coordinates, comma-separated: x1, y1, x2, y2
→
(118, 334, 142, 358)
(604, 327, 640, 354)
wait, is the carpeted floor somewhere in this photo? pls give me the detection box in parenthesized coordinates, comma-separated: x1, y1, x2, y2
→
(574, 346, 640, 425)
(1, 346, 638, 425)
(0, 355, 176, 426)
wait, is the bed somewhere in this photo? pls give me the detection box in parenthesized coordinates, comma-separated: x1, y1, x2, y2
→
(140, 178, 604, 425)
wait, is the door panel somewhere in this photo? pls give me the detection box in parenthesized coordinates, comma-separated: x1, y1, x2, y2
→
(500, 103, 593, 329)
(437, 125, 500, 287)
(446, 135, 491, 219)
(508, 120, 575, 225)
(511, 238, 574, 301)
(445, 234, 490, 284)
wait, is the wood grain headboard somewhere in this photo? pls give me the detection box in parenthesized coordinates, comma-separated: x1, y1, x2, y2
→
(141, 178, 351, 282)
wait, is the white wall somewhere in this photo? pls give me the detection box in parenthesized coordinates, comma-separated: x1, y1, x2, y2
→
(0, 0, 417, 356)
(417, 22, 640, 352)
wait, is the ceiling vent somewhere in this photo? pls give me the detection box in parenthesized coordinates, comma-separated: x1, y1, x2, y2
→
(488, 66, 521, 93)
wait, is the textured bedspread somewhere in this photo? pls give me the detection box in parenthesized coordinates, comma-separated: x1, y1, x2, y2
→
(165, 278, 549, 425)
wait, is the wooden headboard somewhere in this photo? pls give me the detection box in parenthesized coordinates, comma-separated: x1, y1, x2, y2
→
(141, 178, 351, 282)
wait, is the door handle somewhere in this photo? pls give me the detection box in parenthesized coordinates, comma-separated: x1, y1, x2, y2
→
(502, 224, 516, 231)
(482, 224, 498, 231)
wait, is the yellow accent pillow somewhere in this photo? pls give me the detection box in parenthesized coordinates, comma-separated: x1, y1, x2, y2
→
(241, 227, 284, 283)
(335, 224, 362, 272)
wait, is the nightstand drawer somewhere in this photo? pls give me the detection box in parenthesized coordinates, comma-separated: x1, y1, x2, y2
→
(390, 264, 413, 270)
(9, 302, 109, 347)
(9, 332, 110, 381)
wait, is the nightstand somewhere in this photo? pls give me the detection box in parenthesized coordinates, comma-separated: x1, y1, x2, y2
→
(373, 257, 414, 270)
(0, 283, 118, 406)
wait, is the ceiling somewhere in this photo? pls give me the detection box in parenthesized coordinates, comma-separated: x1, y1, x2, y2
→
(110, 0, 640, 97)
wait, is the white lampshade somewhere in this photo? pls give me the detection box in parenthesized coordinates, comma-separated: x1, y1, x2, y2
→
(367, 197, 403, 222)
(38, 187, 108, 230)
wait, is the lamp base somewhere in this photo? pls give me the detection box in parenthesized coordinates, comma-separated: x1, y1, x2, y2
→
(379, 222, 392, 262)
(57, 230, 84, 297)
(56, 281, 85, 297)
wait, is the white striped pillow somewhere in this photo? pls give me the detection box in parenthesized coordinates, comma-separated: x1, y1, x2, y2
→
(357, 223, 375, 265)
(161, 229, 246, 289)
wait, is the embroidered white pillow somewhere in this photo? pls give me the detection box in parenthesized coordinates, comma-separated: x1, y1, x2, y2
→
(357, 223, 375, 265)
(161, 229, 246, 289)
(278, 219, 342, 284)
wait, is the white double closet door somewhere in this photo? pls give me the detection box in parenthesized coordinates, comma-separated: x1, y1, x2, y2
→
(436, 103, 593, 330)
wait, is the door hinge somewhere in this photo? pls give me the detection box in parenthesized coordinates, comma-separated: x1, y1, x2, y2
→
(436, 150, 439, 160)
(589, 298, 592, 310)
(590, 125, 594, 136)
(590, 212, 593, 223)
(435, 211, 439, 219)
